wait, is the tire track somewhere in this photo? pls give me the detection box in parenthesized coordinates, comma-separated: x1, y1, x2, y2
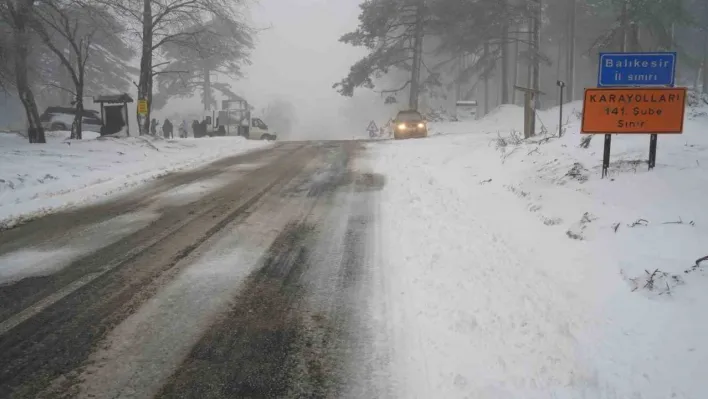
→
(0, 144, 316, 399)
(0, 143, 302, 322)
(155, 142, 380, 399)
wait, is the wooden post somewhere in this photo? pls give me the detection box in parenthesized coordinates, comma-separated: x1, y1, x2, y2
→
(525, 92, 533, 138)
(124, 102, 130, 136)
(514, 85, 544, 138)
(100, 103, 105, 136)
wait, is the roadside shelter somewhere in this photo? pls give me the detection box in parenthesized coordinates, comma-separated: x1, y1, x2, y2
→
(93, 93, 133, 136)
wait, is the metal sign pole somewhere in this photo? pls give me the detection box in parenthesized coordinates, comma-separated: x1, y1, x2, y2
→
(648, 134, 658, 169)
(603, 134, 612, 178)
(648, 80, 675, 170)
(597, 52, 677, 174)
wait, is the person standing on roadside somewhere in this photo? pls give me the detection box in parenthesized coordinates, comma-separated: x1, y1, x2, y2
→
(151, 118, 158, 135)
(163, 119, 173, 138)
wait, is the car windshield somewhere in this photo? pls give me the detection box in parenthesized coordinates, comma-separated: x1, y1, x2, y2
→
(397, 112, 423, 122)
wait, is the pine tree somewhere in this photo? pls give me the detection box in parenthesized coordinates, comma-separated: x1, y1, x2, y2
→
(334, 0, 428, 109)
(152, 17, 252, 111)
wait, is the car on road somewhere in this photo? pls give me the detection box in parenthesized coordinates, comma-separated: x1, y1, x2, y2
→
(393, 110, 428, 140)
(39, 107, 103, 132)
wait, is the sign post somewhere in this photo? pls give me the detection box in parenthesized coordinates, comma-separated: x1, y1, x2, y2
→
(581, 87, 687, 177)
(588, 52, 680, 177)
(557, 80, 565, 137)
(514, 85, 544, 138)
(649, 133, 658, 169)
(367, 120, 378, 138)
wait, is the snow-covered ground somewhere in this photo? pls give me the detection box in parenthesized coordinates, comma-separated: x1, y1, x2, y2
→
(0, 131, 270, 229)
(370, 96, 708, 398)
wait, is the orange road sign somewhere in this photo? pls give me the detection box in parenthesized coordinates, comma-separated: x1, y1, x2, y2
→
(581, 87, 686, 134)
(137, 99, 148, 116)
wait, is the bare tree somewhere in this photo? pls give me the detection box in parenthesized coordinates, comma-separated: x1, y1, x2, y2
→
(0, 0, 46, 143)
(32, 0, 125, 139)
(0, 18, 12, 90)
(103, 0, 250, 135)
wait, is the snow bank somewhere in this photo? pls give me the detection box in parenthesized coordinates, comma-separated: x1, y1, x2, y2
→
(0, 131, 271, 228)
(372, 96, 708, 398)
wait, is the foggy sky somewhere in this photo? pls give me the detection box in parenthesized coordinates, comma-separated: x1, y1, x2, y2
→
(234, 0, 367, 138)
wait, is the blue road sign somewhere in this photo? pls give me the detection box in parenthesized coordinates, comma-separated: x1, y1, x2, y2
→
(598, 52, 676, 87)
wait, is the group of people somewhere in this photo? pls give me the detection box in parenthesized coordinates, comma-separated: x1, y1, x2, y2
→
(191, 119, 212, 138)
(150, 118, 189, 139)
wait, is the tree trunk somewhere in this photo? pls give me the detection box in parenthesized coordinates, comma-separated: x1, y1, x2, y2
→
(629, 23, 640, 51)
(532, 0, 541, 111)
(408, 1, 424, 110)
(500, 1, 509, 104)
(527, 15, 533, 90)
(455, 56, 461, 101)
(71, 81, 84, 140)
(703, 31, 708, 94)
(137, 0, 153, 135)
(203, 65, 212, 111)
(566, 0, 576, 101)
(59, 46, 72, 105)
(620, 0, 628, 52)
(12, 1, 45, 144)
(512, 28, 519, 104)
(483, 41, 489, 115)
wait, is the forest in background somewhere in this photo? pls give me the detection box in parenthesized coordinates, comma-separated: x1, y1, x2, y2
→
(336, 0, 708, 116)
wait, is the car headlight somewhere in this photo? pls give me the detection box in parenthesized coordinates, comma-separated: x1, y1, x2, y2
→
(418, 123, 424, 128)
(398, 123, 406, 130)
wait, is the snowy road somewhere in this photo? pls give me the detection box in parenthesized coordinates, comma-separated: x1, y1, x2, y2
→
(0, 141, 381, 398)
(1, 134, 702, 398)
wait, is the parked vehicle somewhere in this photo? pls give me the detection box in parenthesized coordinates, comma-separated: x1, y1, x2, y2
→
(216, 99, 277, 140)
(393, 110, 428, 140)
(39, 107, 103, 132)
(191, 99, 277, 140)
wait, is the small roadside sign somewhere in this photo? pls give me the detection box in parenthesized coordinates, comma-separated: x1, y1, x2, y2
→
(367, 121, 378, 137)
(598, 52, 676, 87)
(137, 99, 148, 116)
(581, 87, 686, 134)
